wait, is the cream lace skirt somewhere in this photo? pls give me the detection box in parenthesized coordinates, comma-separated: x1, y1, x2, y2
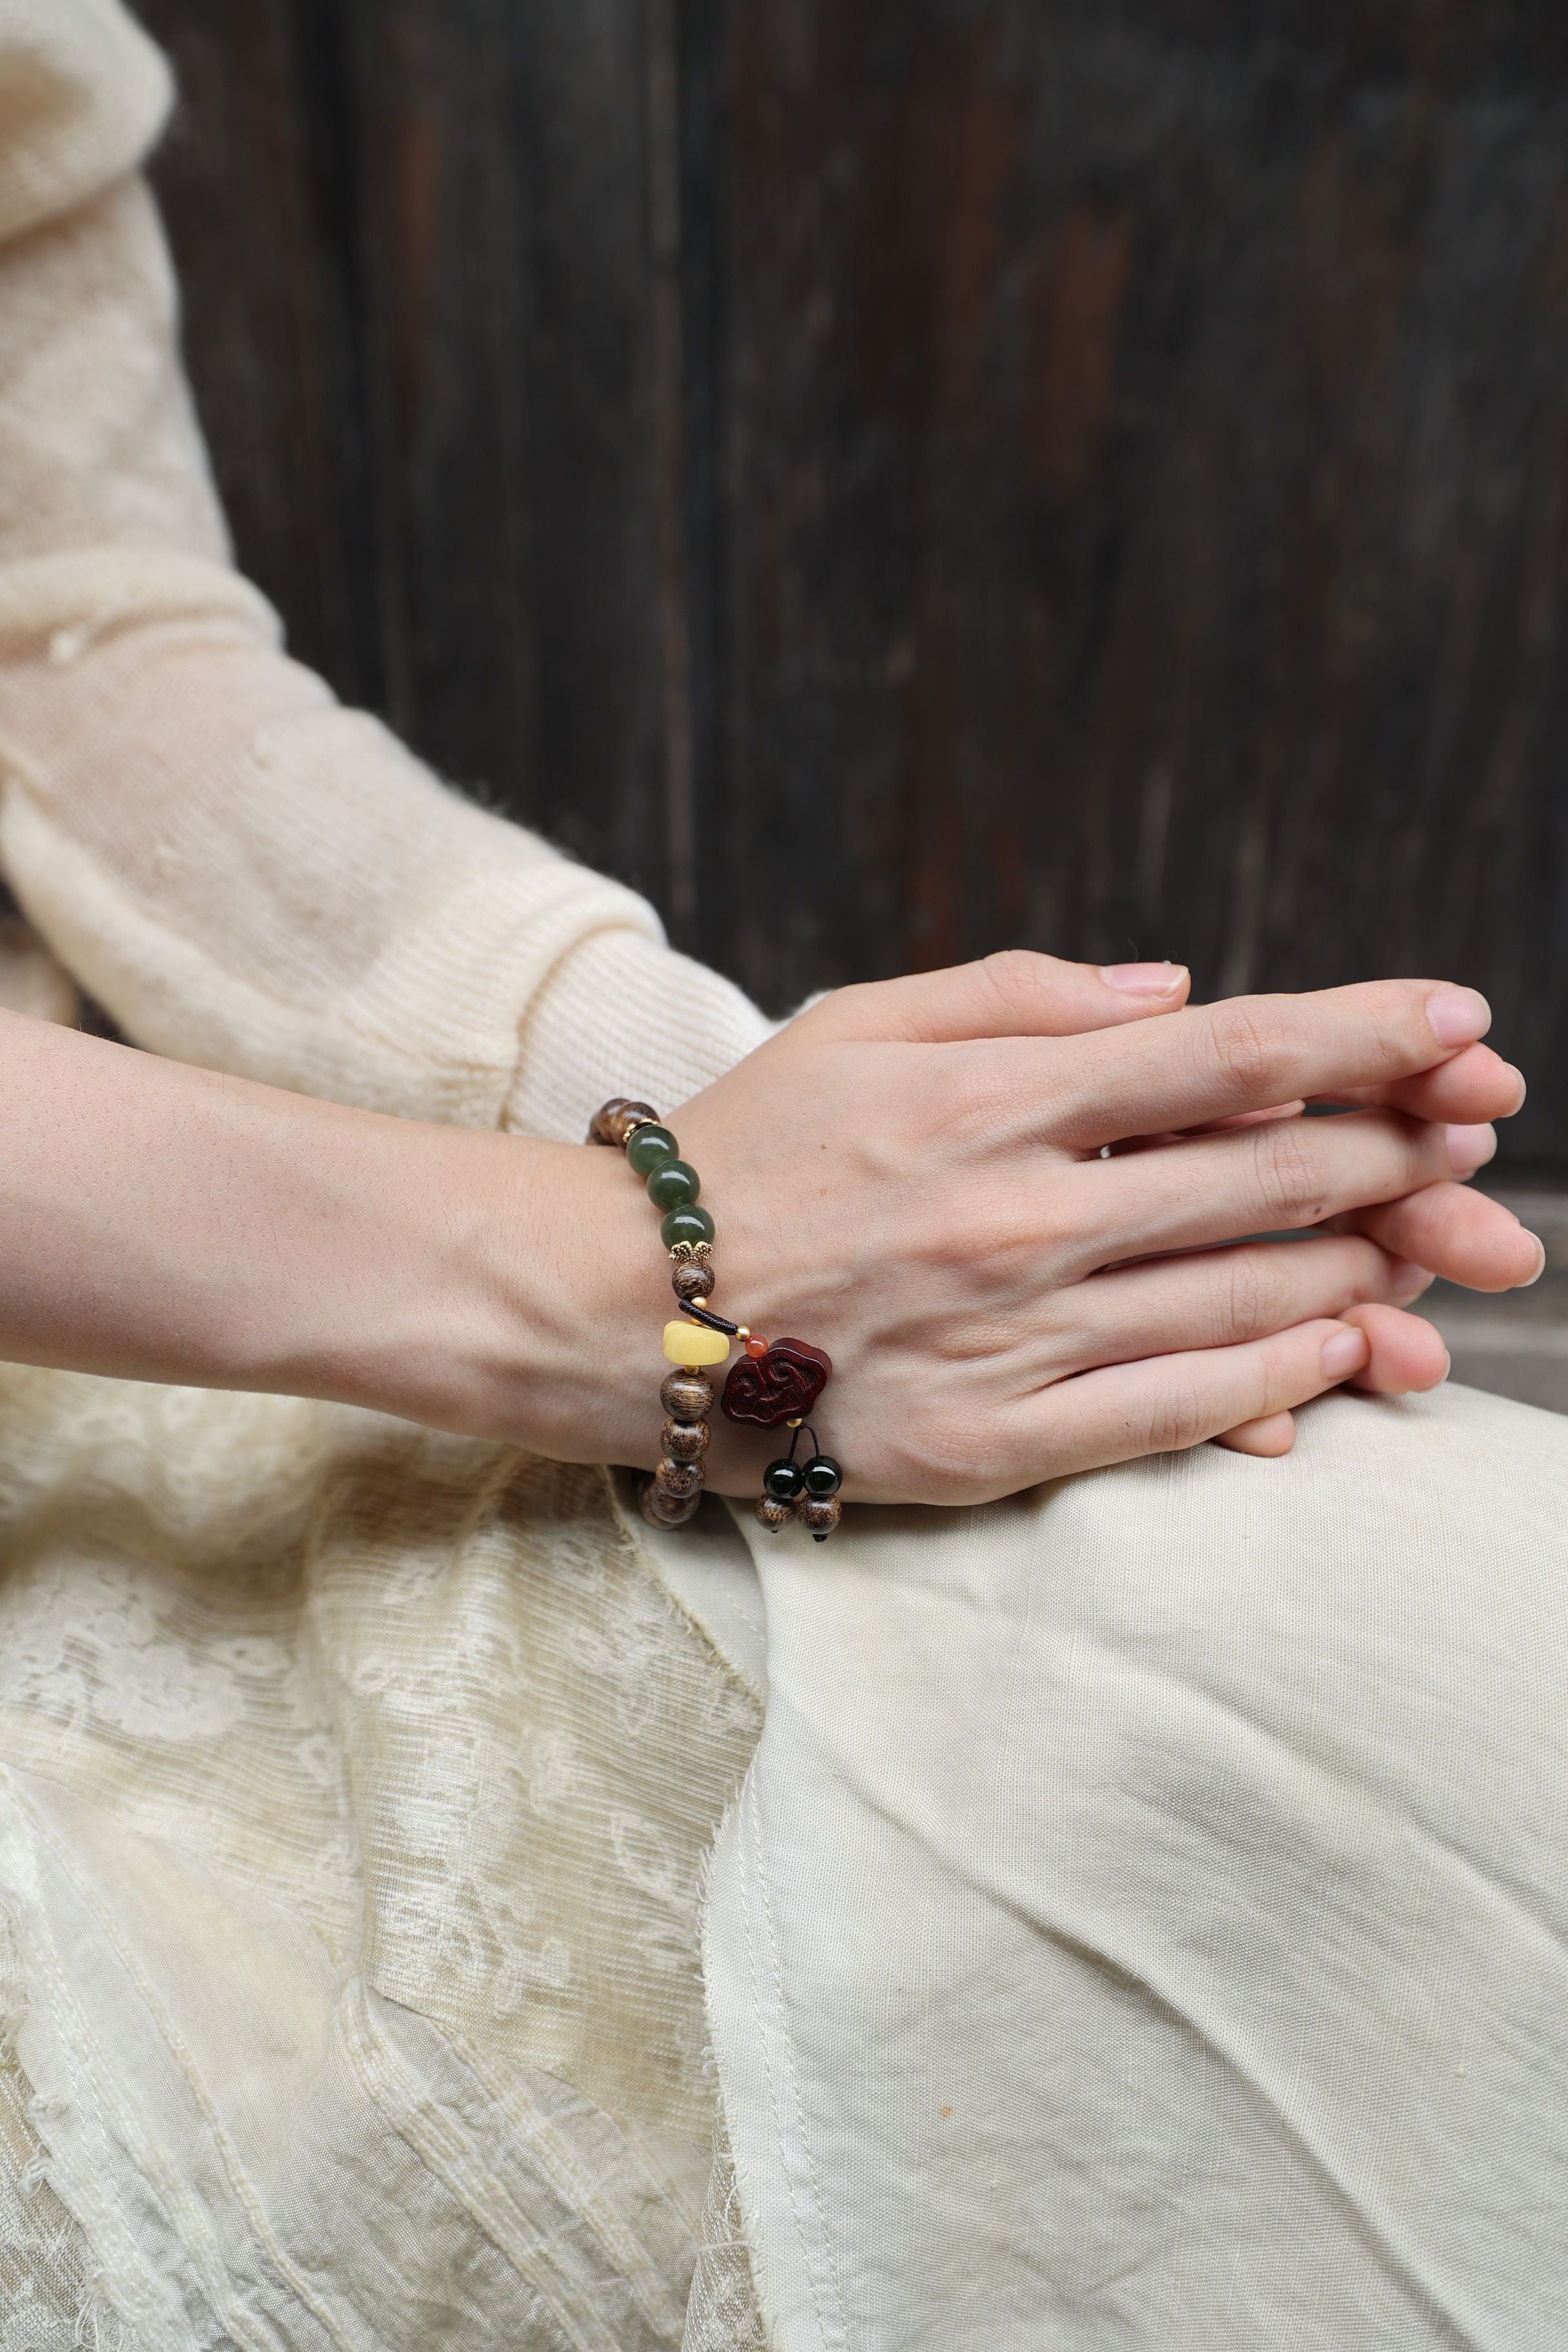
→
(1, 1366, 1565, 2348)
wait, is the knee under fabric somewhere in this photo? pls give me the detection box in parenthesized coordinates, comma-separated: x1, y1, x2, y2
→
(704, 1381, 1568, 2350)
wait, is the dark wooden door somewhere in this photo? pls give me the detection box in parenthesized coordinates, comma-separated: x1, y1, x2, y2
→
(139, 0, 1568, 1164)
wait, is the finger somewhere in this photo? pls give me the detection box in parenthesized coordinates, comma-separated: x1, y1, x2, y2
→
(1338, 1301, 1449, 1393)
(802, 951, 1190, 1044)
(1072, 1233, 1427, 1369)
(1030, 980, 1491, 1149)
(1216, 1411, 1297, 1456)
(1215, 1289, 1446, 1448)
(1318, 1043, 1525, 1126)
(1345, 1182, 1546, 1291)
(1034, 1318, 1369, 1475)
(1070, 1110, 1473, 1272)
(1186, 1101, 1306, 1135)
(1106, 1101, 1305, 1155)
(1218, 1291, 1446, 1451)
(1137, 1066, 1511, 1148)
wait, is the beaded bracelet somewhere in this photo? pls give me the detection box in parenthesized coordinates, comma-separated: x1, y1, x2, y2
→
(588, 1097, 843, 1541)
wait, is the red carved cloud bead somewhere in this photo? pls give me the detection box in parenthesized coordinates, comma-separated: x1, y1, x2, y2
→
(721, 1338, 832, 1429)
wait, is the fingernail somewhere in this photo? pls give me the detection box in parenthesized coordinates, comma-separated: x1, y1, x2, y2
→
(1099, 961, 1186, 996)
(1426, 986, 1491, 1047)
(1523, 1236, 1547, 1288)
(1506, 1065, 1527, 1113)
(1321, 1324, 1370, 1378)
(1389, 1259, 1433, 1304)
(1446, 1121, 1496, 1176)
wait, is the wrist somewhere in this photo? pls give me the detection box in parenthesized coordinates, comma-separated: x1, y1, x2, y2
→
(377, 1126, 668, 1469)
(367, 1112, 792, 1499)
(569, 1097, 844, 1525)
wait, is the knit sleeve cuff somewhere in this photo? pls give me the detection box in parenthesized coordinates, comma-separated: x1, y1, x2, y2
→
(0, 0, 172, 246)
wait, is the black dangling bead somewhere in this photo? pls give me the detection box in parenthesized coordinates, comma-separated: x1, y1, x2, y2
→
(762, 1456, 806, 1502)
(801, 1454, 842, 1497)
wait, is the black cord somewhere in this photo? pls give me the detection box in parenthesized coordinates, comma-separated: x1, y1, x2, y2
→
(680, 1300, 740, 1338)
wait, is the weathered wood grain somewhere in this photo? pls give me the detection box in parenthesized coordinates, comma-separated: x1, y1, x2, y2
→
(139, 0, 1568, 1163)
(142, 0, 669, 900)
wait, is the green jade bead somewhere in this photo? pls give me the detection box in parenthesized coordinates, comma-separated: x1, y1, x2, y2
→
(661, 1203, 715, 1250)
(647, 1158, 700, 1211)
(626, 1123, 679, 1177)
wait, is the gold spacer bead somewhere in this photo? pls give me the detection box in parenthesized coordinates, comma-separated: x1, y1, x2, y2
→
(786, 1416, 803, 1429)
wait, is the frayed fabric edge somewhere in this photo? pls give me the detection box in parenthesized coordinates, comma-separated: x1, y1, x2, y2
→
(685, 1798, 772, 2352)
(0, 1774, 188, 2352)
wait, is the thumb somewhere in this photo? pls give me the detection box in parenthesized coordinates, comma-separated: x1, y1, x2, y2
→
(799, 951, 1190, 1044)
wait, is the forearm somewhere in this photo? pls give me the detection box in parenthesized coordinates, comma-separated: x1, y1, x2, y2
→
(0, 1009, 658, 1462)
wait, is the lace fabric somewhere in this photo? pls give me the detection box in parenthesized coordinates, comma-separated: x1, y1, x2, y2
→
(0, 1362, 765, 2345)
(681, 2112, 769, 2352)
(0, 1934, 146, 2352)
(0, 5, 789, 2333)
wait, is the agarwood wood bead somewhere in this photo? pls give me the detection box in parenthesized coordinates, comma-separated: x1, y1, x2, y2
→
(754, 1494, 794, 1532)
(661, 1370, 713, 1419)
(799, 1494, 841, 1541)
(661, 1416, 710, 1462)
(655, 1456, 703, 1500)
(671, 1259, 716, 1303)
(640, 1480, 700, 1529)
(612, 1101, 661, 1146)
(587, 1098, 631, 1145)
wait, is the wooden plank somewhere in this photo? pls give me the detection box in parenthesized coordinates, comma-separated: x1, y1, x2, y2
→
(139, 0, 385, 712)
(705, 1, 1568, 1168)
(142, 1, 1568, 1162)
(144, 0, 671, 905)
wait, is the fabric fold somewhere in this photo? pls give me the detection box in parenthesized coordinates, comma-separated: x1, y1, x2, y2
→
(705, 1382, 1568, 2349)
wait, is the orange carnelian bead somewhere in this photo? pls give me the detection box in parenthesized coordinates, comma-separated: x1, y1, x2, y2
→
(745, 1335, 769, 1358)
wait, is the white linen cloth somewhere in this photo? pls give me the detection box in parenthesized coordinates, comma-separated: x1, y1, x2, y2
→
(710, 1381, 1568, 2347)
(0, 6, 1565, 2348)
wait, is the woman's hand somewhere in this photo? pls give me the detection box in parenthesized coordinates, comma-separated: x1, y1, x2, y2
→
(0, 965, 1529, 1513)
(661, 955, 1537, 1505)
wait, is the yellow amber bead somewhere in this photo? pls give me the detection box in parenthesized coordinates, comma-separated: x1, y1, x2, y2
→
(662, 1319, 730, 1367)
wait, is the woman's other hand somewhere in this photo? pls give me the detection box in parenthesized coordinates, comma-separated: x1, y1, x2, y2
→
(668, 955, 1537, 1504)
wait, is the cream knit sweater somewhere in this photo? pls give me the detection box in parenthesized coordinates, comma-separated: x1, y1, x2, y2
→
(0, 0, 770, 1136)
(0, 6, 772, 2346)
